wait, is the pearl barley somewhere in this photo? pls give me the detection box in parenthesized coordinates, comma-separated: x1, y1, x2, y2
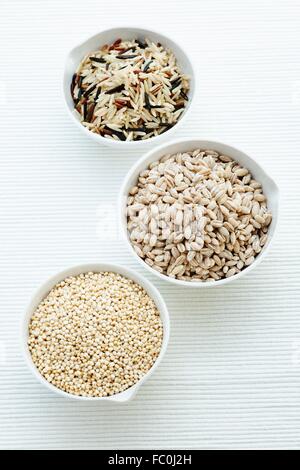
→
(126, 148, 272, 282)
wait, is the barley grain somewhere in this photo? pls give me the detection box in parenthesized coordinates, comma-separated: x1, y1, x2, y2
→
(126, 148, 272, 282)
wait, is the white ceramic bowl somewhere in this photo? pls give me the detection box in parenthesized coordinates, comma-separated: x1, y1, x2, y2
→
(21, 263, 170, 402)
(120, 139, 279, 288)
(63, 26, 196, 148)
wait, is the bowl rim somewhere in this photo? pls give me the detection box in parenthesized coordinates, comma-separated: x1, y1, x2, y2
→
(21, 262, 170, 401)
(119, 137, 280, 288)
(62, 25, 197, 147)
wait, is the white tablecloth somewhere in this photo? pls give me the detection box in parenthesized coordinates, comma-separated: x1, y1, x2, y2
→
(1, 0, 300, 449)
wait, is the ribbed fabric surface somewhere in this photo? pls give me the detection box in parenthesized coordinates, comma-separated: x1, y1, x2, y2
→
(0, 0, 300, 449)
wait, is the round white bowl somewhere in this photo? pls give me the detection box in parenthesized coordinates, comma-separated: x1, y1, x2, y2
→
(21, 263, 170, 402)
(63, 26, 196, 148)
(120, 138, 279, 288)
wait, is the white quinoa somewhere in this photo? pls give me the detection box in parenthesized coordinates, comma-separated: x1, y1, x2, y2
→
(28, 272, 163, 397)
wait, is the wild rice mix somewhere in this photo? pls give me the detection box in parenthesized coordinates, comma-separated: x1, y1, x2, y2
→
(71, 38, 190, 141)
(127, 149, 272, 282)
(28, 272, 163, 397)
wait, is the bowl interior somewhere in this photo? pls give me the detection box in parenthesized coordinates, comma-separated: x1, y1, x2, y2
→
(63, 27, 195, 145)
(22, 263, 169, 401)
(120, 139, 279, 287)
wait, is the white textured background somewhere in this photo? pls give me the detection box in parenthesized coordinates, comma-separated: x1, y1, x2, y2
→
(1, 0, 300, 450)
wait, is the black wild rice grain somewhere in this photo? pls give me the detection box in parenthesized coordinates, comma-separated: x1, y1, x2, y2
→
(145, 93, 163, 109)
(102, 127, 113, 136)
(83, 83, 97, 97)
(136, 40, 146, 49)
(158, 124, 173, 134)
(159, 122, 173, 130)
(171, 78, 181, 90)
(90, 57, 106, 63)
(77, 76, 83, 99)
(86, 103, 96, 122)
(83, 101, 88, 120)
(144, 93, 151, 109)
(104, 126, 126, 141)
(116, 54, 138, 59)
(71, 74, 77, 96)
(105, 84, 125, 94)
(120, 46, 136, 54)
(125, 127, 148, 133)
(95, 87, 101, 102)
(180, 90, 189, 100)
(143, 60, 153, 72)
(174, 99, 185, 109)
